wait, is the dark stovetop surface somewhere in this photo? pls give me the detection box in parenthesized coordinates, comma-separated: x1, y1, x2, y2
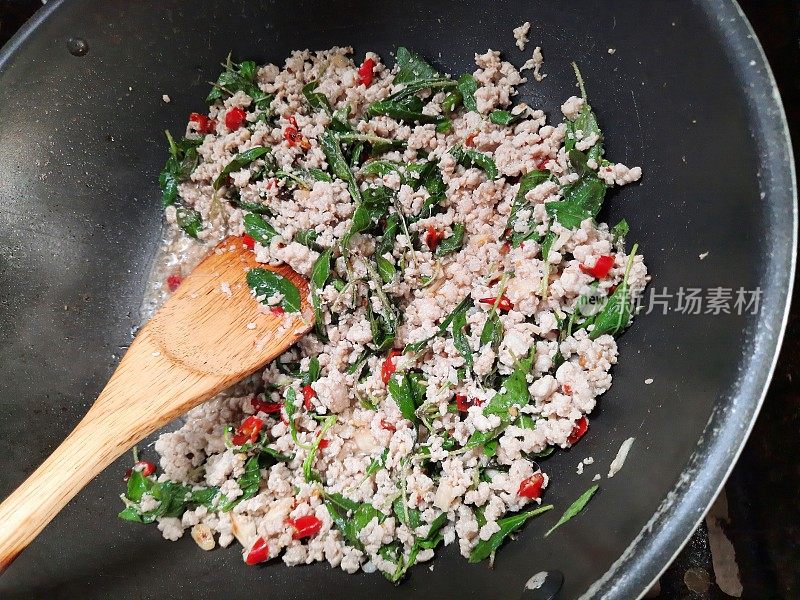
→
(1, 1, 797, 598)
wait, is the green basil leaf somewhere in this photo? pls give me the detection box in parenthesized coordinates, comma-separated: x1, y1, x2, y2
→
(176, 206, 203, 238)
(404, 295, 472, 354)
(243, 213, 278, 245)
(246, 267, 302, 312)
(482, 354, 533, 417)
(394, 47, 441, 84)
(544, 484, 599, 537)
(450, 144, 498, 179)
(376, 256, 397, 283)
(451, 301, 473, 369)
(489, 109, 524, 126)
(388, 374, 417, 422)
(611, 219, 629, 243)
(468, 504, 554, 562)
(456, 74, 478, 112)
(302, 80, 332, 115)
(434, 223, 465, 257)
(213, 146, 271, 190)
(589, 243, 638, 339)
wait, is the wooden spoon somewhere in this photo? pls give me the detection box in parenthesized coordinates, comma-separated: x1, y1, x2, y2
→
(0, 236, 312, 571)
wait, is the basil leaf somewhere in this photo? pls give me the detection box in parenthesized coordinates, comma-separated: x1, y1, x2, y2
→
(434, 223, 465, 257)
(468, 504, 554, 562)
(482, 354, 532, 417)
(388, 374, 418, 422)
(376, 213, 401, 257)
(361, 159, 402, 177)
(213, 146, 271, 190)
(367, 100, 450, 126)
(451, 302, 473, 369)
(302, 415, 336, 482)
(176, 206, 203, 238)
(479, 310, 503, 349)
(442, 90, 463, 114)
(311, 249, 332, 337)
(589, 244, 638, 339)
(611, 219, 629, 243)
(565, 101, 603, 162)
(159, 133, 201, 207)
(246, 267, 302, 312)
(301, 356, 321, 386)
(207, 58, 270, 108)
(125, 470, 151, 503)
(545, 175, 607, 229)
(302, 80, 332, 115)
(404, 295, 472, 354)
(450, 144, 498, 179)
(544, 484, 599, 537)
(377, 256, 396, 283)
(365, 447, 389, 478)
(294, 229, 321, 250)
(218, 455, 261, 512)
(490, 109, 523, 126)
(243, 213, 278, 245)
(347, 185, 393, 242)
(456, 74, 478, 112)
(393, 496, 422, 528)
(394, 47, 441, 84)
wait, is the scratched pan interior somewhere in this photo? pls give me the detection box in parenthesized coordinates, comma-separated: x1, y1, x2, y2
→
(0, 0, 794, 598)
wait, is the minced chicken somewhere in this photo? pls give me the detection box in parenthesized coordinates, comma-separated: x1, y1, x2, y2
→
(120, 45, 647, 582)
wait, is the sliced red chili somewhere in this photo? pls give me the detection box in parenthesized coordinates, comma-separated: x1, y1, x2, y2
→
(302, 385, 316, 410)
(232, 415, 264, 445)
(567, 416, 588, 445)
(381, 349, 402, 385)
(242, 234, 256, 250)
(124, 460, 156, 480)
(499, 241, 511, 256)
(518, 473, 545, 499)
(562, 383, 573, 395)
(290, 515, 323, 539)
(479, 295, 513, 312)
(225, 106, 246, 131)
(358, 57, 376, 87)
(465, 131, 478, 147)
(425, 226, 445, 251)
(284, 126, 299, 146)
(251, 396, 282, 414)
(318, 438, 329, 449)
(271, 306, 285, 316)
(380, 418, 396, 432)
(534, 157, 550, 171)
(245, 537, 269, 565)
(166, 273, 182, 292)
(579, 255, 615, 279)
(189, 112, 216, 135)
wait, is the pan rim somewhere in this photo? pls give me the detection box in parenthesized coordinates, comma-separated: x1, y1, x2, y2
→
(0, 0, 795, 597)
(583, 0, 797, 597)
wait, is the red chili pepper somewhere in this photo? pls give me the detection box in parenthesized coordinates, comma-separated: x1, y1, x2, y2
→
(232, 415, 264, 445)
(358, 57, 376, 87)
(567, 416, 588, 445)
(251, 396, 282, 414)
(318, 438, 329, 449)
(124, 460, 156, 480)
(534, 157, 550, 171)
(245, 537, 270, 565)
(271, 306, 285, 316)
(479, 295, 513, 312)
(579, 255, 615, 279)
(380, 418, 396, 432)
(284, 126, 299, 146)
(425, 225, 445, 251)
(499, 241, 511, 256)
(518, 473, 545, 499)
(225, 106, 246, 130)
(290, 515, 323, 539)
(381, 349, 403, 385)
(562, 383, 573, 395)
(465, 132, 478, 147)
(242, 234, 256, 250)
(189, 112, 216, 135)
(302, 385, 316, 410)
(455, 394, 482, 412)
(166, 273, 182, 292)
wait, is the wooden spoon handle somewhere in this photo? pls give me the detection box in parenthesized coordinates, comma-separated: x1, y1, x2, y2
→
(0, 327, 230, 572)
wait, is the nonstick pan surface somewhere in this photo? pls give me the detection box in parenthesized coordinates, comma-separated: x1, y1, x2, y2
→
(0, 1, 794, 598)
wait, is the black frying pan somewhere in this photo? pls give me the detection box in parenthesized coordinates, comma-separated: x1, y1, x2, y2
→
(0, 1, 794, 598)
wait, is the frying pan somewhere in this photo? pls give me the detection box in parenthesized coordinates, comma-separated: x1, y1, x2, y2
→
(0, 0, 794, 598)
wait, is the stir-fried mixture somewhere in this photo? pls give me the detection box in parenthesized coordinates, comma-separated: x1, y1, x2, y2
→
(120, 45, 647, 581)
